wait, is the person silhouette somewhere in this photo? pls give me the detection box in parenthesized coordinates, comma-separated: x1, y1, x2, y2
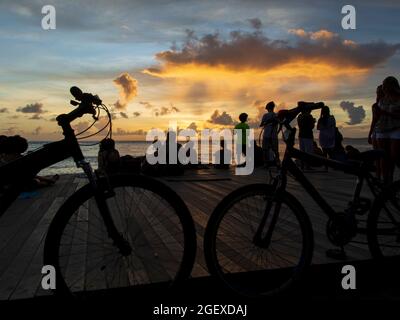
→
(98, 138, 121, 174)
(234, 113, 250, 166)
(297, 108, 316, 170)
(260, 101, 279, 167)
(368, 85, 384, 179)
(375, 76, 400, 183)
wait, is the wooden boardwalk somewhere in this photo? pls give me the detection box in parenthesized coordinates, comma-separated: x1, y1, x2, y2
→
(0, 167, 374, 300)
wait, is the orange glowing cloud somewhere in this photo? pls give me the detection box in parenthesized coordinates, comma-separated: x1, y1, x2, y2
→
(142, 28, 398, 106)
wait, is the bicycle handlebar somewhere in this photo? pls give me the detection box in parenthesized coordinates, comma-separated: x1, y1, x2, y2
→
(278, 101, 324, 124)
(56, 86, 102, 126)
(276, 101, 324, 147)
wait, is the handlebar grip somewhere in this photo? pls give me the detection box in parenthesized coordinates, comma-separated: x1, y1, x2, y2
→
(70, 86, 83, 100)
(56, 102, 96, 126)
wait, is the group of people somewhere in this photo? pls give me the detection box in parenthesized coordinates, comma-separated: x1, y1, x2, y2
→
(255, 75, 400, 182)
(257, 100, 346, 170)
(232, 102, 348, 170)
(3, 75, 399, 182)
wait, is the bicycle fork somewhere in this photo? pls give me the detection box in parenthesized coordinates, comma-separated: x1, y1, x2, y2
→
(79, 160, 132, 256)
(253, 174, 285, 248)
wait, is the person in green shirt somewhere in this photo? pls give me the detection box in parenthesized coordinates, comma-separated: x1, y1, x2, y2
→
(234, 113, 250, 163)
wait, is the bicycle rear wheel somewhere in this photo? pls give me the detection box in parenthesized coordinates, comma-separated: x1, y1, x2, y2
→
(204, 183, 313, 297)
(367, 180, 400, 258)
(43, 174, 196, 297)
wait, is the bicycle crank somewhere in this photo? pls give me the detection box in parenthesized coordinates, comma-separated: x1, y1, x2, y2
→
(326, 212, 358, 247)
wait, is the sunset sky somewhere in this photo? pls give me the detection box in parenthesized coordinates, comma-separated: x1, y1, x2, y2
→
(0, 0, 400, 140)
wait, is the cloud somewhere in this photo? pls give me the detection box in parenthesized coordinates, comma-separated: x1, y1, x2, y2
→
(140, 101, 179, 116)
(145, 28, 400, 74)
(73, 121, 92, 134)
(288, 28, 337, 41)
(0, 108, 8, 113)
(16, 102, 46, 114)
(339, 101, 366, 125)
(113, 72, 138, 110)
(120, 112, 128, 119)
(248, 18, 262, 30)
(114, 128, 146, 136)
(139, 101, 154, 109)
(33, 126, 42, 135)
(208, 110, 236, 125)
(29, 114, 43, 120)
(158, 104, 179, 116)
(187, 122, 198, 131)
(133, 112, 141, 117)
(1, 127, 17, 135)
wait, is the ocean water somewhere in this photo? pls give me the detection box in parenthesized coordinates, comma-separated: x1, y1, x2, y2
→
(28, 138, 371, 176)
(28, 141, 152, 176)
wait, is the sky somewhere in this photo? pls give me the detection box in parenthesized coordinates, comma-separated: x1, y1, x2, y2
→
(0, 0, 399, 140)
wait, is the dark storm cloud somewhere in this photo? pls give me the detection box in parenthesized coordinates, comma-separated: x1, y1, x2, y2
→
(339, 101, 366, 125)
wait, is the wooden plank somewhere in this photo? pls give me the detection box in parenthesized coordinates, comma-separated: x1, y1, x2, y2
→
(0, 168, 380, 300)
(0, 197, 64, 299)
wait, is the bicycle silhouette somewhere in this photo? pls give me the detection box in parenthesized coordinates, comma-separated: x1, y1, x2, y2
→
(204, 102, 400, 297)
(0, 87, 197, 298)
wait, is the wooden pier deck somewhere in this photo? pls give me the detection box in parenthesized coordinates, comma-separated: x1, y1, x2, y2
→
(0, 167, 375, 300)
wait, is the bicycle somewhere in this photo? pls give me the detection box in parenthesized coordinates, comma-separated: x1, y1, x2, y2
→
(203, 102, 400, 297)
(0, 87, 197, 298)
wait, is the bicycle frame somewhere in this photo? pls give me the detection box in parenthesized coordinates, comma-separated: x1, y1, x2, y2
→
(255, 124, 381, 247)
(0, 122, 86, 209)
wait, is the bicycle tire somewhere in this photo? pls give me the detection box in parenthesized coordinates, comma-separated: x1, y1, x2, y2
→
(367, 180, 400, 258)
(204, 183, 313, 297)
(43, 174, 197, 297)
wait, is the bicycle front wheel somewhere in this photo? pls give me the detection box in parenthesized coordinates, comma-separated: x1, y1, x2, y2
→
(367, 180, 400, 258)
(43, 174, 196, 297)
(204, 183, 313, 297)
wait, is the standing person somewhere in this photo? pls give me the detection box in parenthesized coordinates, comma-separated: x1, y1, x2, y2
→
(234, 113, 250, 166)
(317, 106, 336, 171)
(375, 76, 400, 183)
(260, 101, 279, 167)
(297, 108, 316, 170)
(368, 85, 384, 179)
